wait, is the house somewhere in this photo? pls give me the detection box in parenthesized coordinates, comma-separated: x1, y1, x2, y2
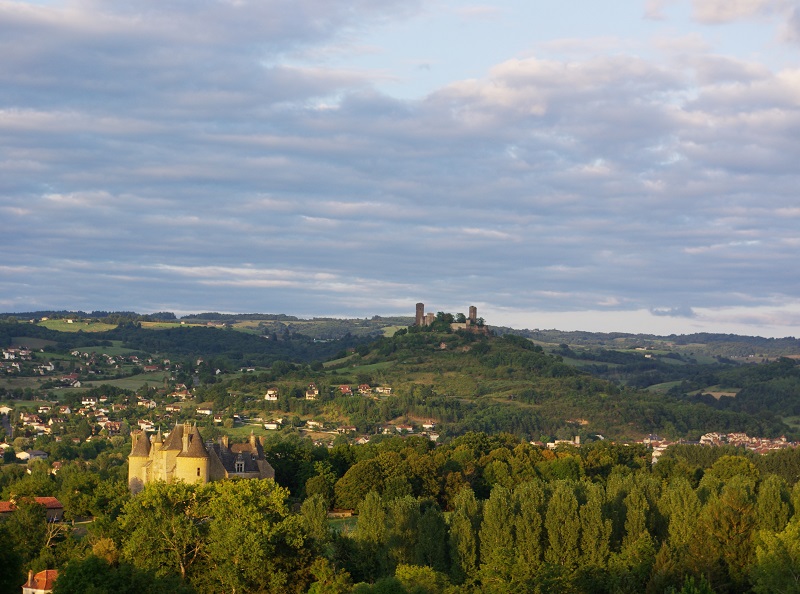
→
(165, 404, 182, 413)
(0, 497, 64, 522)
(137, 420, 155, 432)
(358, 384, 371, 395)
(306, 420, 324, 429)
(264, 388, 279, 401)
(339, 385, 352, 395)
(196, 406, 213, 416)
(22, 569, 59, 594)
(16, 450, 48, 462)
(375, 386, 392, 395)
(128, 424, 275, 492)
(396, 424, 414, 433)
(305, 384, 319, 400)
(0, 405, 12, 415)
(337, 425, 357, 434)
(264, 421, 281, 431)
(81, 395, 98, 406)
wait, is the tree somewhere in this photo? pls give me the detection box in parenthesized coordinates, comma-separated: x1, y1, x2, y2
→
(696, 476, 756, 589)
(302, 493, 331, 550)
(307, 558, 353, 594)
(415, 504, 448, 572)
(512, 480, 545, 583)
(580, 481, 611, 569)
(0, 521, 23, 594)
(448, 486, 480, 585)
(353, 491, 390, 581)
(334, 459, 384, 509)
(118, 481, 208, 581)
(386, 496, 422, 567)
(394, 564, 450, 594)
(479, 484, 515, 584)
(544, 481, 581, 570)
(751, 519, 800, 594)
(201, 479, 313, 594)
(756, 474, 790, 533)
(3, 497, 49, 566)
(51, 555, 193, 594)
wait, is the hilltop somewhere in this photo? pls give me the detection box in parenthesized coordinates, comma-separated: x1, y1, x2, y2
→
(2, 311, 800, 442)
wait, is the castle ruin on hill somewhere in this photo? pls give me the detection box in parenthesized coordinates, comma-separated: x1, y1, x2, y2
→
(414, 302, 488, 333)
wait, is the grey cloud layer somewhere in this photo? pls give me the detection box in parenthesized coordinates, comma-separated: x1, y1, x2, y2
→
(1, 0, 799, 331)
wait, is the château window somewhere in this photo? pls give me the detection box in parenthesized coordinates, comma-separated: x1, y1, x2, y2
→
(196, 467, 200, 477)
(235, 460, 244, 473)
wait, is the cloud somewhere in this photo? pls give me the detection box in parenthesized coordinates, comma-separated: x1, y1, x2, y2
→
(0, 1, 799, 336)
(651, 305, 697, 318)
(690, 0, 791, 24)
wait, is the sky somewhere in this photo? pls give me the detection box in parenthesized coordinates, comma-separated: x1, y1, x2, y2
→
(1, 0, 800, 337)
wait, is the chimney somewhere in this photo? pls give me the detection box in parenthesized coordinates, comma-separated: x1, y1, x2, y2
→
(220, 435, 229, 449)
(249, 431, 257, 449)
(182, 423, 189, 453)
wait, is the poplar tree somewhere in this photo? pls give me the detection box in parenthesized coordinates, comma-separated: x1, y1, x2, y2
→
(353, 491, 389, 581)
(512, 479, 545, 583)
(622, 486, 650, 549)
(580, 481, 611, 569)
(448, 486, 480, 585)
(479, 484, 515, 584)
(756, 474, 790, 533)
(386, 496, 422, 566)
(416, 504, 449, 572)
(544, 481, 581, 570)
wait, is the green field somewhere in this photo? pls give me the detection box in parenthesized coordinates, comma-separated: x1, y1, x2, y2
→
(81, 371, 172, 390)
(783, 416, 800, 430)
(645, 381, 682, 394)
(37, 320, 117, 333)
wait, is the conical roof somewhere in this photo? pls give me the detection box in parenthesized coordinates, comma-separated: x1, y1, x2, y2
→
(177, 425, 208, 458)
(161, 423, 184, 450)
(130, 431, 151, 457)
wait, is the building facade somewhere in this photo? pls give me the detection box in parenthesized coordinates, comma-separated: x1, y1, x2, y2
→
(128, 422, 275, 492)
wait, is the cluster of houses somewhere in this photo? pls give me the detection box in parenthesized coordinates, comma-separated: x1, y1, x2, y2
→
(264, 383, 393, 402)
(642, 432, 797, 462)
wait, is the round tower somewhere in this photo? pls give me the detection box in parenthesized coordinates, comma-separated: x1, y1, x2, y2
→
(175, 424, 210, 484)
(127, 431, 151, 493)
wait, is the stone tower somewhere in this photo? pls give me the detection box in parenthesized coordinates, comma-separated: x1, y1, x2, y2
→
(469, 305, 477, 324)
(415, 302, 425, 326)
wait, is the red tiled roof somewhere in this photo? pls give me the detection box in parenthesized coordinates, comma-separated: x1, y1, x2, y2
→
(0, 497, 63, 513)
(25, 569, 59, 590)
(35, 497, 63, 510)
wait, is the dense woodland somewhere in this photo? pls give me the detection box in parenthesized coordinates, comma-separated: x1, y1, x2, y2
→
(4, 433, 800, 593)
